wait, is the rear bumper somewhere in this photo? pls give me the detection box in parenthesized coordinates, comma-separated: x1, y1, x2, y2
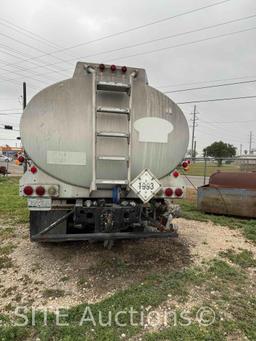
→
(31, 231, 178, 242)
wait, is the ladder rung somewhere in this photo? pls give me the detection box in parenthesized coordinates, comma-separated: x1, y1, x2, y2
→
(96, 179, 128, 185)
(97, 132, 129, 138)
(97, 156, 128, 161)
(97, 107, 129, 115)
(97, 81, 130, 92)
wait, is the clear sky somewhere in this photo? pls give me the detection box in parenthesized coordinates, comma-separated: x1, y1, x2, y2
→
(0, 0, 255, 155)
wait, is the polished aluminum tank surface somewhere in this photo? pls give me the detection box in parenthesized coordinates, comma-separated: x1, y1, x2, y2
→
(20, 62, 189, 188)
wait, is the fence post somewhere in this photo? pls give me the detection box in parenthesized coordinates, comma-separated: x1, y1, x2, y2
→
(203, 157, 207, 185)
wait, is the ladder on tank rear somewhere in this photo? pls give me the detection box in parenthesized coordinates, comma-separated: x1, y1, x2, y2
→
(86, 65, 137, 192)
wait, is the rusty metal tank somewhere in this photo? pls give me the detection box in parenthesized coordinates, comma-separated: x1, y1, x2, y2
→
(198, 172, 256, 218)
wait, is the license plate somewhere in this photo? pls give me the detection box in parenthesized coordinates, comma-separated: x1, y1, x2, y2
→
(28, 197, 52, 210)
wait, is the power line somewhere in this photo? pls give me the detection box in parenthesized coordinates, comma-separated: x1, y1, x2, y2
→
(0, 43, 69, 82)
(63, 13, 256, 62)
(0, 31, 72, 67)
(0, 17, 64, 49)
(0, 43, 69, 86)
(177, 95, 256, 104)
(0, 0, 233, 70)
(3, 14, 256, 85)
(157, 74, 256, 88)
(165, 79, 256, 93)
(112, 26, 256, 61)
(201, 119, 256, 124)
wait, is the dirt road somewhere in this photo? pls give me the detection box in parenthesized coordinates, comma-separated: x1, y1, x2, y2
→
(1, 218, 255, 313)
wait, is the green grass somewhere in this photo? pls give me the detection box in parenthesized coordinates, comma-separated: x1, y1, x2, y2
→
(219, 249, 256, 268)
(180, 200, 256, 243)
(0, 243, 15, 256)
(0, 253, 255, 340)
(0, 177, 28, 225)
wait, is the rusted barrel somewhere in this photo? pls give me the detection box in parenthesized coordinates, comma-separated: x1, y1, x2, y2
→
(209, 171, 256, 189)
(198, 172, 256, 218)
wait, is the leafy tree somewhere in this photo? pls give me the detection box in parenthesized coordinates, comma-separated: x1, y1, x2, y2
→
(203, 141, 236, 166)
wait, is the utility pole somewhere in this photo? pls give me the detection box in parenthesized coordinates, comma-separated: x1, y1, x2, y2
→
(193, 140, 197, 158)
(23, 82, 27, 110)
(22, 82, 27, 172)
(190, 105, 199, 158)
(249, 131, 252, 155)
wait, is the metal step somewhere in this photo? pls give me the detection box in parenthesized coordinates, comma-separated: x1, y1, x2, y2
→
(97, 156, 128, 161)
(97, 81, 130, 92)
(97, 131, 129, 138)
(97, 107, 130, 115)
(96, 179, 128, 185)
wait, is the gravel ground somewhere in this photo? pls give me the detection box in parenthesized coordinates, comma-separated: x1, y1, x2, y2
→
(0, 218, 255, 314)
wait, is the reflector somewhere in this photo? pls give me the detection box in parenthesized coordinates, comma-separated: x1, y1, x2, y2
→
(121, 66, 127, 73)
(18, 155, 25, 163)
(165, 188, 173, 196)
(30, 166, 37, 174)
(99, 63, 105, 71)
(36, 186, 45, 196)
(175, 188, 183, 197)
(173, 170, 179, 178)
(23, 186, 33, 195)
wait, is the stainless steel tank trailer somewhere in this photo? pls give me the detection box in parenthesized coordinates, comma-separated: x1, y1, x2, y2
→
(18, 62, 189, 244)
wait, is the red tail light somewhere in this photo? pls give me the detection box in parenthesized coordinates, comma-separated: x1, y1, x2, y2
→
(187, 160, 191, 165)
(23, 186, 33, 196)
(182, 161, 188, 168)
(18, 155, 25, 163)
(165, 188, 173, 197)
(30, 166, 37, 174)
(175, 188, 183, 197)
(110, 64, 116, 72)
(121, 66, 127, 73)
(173, 170, 179, 178)
(99, 63, 105, 71)
(36, 186, 45, 196)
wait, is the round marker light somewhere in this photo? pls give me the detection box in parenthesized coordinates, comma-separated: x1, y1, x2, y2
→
(30, 166, 37, 174)
(110, 64, 116, 72)
(36, 186, 45, 196)
(121, 66, 127, 73)
(18, 155, 25, 163)
(173, 170, 179, 178)
(48, 186, 57, 196)
(182, 161, 188, 168)
(23, 186, 33, 196)
(175, 188, 183, 197)
(99, 63, 105, 71)
(165, 188, 173, 197)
